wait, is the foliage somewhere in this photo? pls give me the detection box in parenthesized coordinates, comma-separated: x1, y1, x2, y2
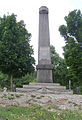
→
(0, 71, 36, 88)
(0, 71, 9, 88)
(0, 13, 35, 90)
(50, 45, 69, 87)
(0, 105, 82, 120)
(59, 10, 82, 88)
(59, 10, 82, 43)
(14, 72, 37, 87)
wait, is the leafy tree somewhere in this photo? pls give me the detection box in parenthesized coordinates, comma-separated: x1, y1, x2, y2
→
(0, 14, 35, 90)
(50, 45, 69, 87)
(59, 10, 82, 43)
(59, 10, 82, 87)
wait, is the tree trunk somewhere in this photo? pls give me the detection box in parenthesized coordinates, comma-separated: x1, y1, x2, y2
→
(9, 74, 13, 91)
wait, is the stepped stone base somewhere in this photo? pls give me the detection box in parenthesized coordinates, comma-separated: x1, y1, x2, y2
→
(16, 83, 73, 94)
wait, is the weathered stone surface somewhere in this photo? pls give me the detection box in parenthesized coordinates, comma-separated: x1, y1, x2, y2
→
(0, 92, 82, 111)
(37, 70, 52, 83)
(16, 83, 73, 94)
(23, 83, 60, 87)
(36, 64, 53, 70)
(37, 6, 53, 83)
(29, 83, 60, 86)
(39, 6, 48, 14)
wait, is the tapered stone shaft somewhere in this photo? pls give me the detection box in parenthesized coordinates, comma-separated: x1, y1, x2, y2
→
(36, 6, 53, 83)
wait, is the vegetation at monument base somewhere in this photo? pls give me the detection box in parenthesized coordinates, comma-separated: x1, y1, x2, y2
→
(0, 14, 35, 90)
(0, 105, 82, 120)
(59, 9, 82, 89)
(0, 72, 36, 89)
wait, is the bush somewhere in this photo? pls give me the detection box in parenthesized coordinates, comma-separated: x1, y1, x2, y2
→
(14, 73, 37, 87)
(0, 71, 37, 89)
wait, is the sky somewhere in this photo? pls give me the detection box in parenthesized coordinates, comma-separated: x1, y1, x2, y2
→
(0, 0, 82, 64)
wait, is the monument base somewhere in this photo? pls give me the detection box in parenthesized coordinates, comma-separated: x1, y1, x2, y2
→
(37, 70, 53, 83)
(36, 64, 53, 83)
(16, 83, 73, 94)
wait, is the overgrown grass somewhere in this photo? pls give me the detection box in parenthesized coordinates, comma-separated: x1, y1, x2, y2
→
(60, 109, 82, 120)
(0, 105, 82, 120)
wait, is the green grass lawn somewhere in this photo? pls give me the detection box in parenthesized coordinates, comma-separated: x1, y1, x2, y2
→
(0, 105, 82, 120)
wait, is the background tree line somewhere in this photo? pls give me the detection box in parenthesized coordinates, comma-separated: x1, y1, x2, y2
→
(51, 9, 82, 93)
(59, 9, 82, 89)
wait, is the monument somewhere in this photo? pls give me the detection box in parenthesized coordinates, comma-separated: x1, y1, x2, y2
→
(16, 6, 73, 95)
(36, 6, 53, 83)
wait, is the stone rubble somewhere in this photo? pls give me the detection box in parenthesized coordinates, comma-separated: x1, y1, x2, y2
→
(0, 92, 82, 111)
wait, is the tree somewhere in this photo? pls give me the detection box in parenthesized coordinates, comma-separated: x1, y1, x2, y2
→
(50, 45, 69, 87)
(0, 14, 35, 90)
(0, 72, 9, 88)
(59, 10, 82, 87)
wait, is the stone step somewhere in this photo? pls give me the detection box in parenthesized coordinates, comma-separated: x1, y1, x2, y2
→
(17, 88, 66, 91)
(23, 83, 60, 88)
(16, 88, 69, 92)
(29, 83, 60, 86)
(23, 86, 66, 90)
(16, 88, 73, 94)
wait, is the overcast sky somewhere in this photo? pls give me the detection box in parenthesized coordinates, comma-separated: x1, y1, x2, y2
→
(0, 0, 82, 64)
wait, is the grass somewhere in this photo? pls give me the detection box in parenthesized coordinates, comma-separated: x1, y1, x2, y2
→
(0, 105, 82, 120)
(15, 93, 23, 98)
(60, 110, 82, 120)
(7, 95, 15, 100)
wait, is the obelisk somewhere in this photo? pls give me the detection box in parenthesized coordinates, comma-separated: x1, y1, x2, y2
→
(36, 6, 53, 83)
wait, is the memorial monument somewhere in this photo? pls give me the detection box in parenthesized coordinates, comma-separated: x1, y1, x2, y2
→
(36, 6, 53, 83)
(16, 6, 73, 95)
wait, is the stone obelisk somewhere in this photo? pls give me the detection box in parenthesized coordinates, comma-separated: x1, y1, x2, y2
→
(36, 6, 53, 83)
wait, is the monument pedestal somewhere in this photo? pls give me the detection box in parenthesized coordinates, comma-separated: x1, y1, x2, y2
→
(16, 83, 73, 94)
(36, 64, 53, 83)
